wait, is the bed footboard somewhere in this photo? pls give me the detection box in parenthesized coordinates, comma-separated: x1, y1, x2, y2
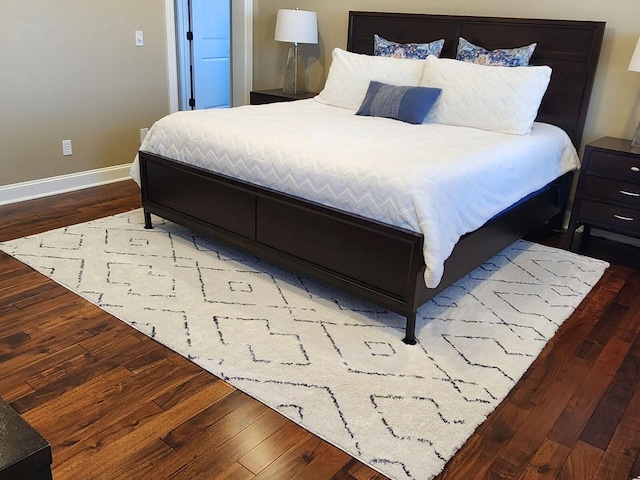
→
(139, 151, 426, 343)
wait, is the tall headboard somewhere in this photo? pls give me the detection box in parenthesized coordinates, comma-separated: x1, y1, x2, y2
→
(347, 12, 605, 148)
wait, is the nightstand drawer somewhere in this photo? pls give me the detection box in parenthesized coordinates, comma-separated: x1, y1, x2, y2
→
(583, 176, 640, 208)
(578, 199, 640, 235)
(587, 150, 640, 182)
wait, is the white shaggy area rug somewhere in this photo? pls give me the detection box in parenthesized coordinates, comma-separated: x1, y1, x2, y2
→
(0, 209, 608, 480)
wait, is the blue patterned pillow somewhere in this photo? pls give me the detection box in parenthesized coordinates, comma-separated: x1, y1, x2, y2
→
(456, 37, 536, 67)
(374, 34, 444, 59)
(356, 81, 442, 124)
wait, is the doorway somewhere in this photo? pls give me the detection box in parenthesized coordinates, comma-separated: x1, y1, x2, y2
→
(175, 0, 231, 110)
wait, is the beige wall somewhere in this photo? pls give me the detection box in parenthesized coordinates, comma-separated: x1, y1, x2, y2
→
(254, 0, 640, 150)
(0, 1, 170, 187)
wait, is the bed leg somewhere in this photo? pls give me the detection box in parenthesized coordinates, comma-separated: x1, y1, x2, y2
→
(402, 312, 417, 345)
(144, 211, 153, 229)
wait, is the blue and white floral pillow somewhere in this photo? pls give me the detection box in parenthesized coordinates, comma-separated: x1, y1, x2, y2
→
(374, 34, 444, 59)
(456, 37, 536, 67)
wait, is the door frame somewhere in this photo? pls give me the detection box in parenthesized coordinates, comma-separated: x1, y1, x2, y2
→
(174, 0, 191, 111)
(164, 0, 253, 113)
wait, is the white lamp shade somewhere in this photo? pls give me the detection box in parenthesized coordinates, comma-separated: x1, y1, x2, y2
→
(274, 9, 318, 44)
(629, 36, 640, 72)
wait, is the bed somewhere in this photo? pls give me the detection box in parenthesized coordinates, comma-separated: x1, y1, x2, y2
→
(134, 12, 605, 344)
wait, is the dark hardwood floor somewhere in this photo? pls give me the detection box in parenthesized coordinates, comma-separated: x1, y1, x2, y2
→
(1, 180, 639, 479)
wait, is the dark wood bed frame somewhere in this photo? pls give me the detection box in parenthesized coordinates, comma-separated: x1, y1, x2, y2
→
(139, 12, 605, 344)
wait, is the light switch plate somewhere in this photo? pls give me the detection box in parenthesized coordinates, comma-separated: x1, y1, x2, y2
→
(135, 30, 144, 47)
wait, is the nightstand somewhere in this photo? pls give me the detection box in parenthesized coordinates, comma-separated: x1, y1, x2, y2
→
(250, 88, 317, 105)
(565, 136, 640, 251)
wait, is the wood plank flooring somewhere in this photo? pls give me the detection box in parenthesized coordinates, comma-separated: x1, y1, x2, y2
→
(1, 180, 639, 480)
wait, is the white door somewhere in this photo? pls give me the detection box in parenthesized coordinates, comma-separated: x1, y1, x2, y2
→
(177, 0, 231, 110)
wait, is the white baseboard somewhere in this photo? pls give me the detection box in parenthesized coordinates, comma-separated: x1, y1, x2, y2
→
(0, 163, 133, 206)
(561, 209, 571, 231)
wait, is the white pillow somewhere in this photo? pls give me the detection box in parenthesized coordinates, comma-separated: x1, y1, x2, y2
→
(421, 55, 552, 135)
(315, 48, 427, 110)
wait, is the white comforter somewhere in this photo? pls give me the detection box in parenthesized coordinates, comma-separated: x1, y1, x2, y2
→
(130, 99, 579, 288)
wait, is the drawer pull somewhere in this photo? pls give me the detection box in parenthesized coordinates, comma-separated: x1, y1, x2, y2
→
(614, 214, 634, 222)
(633, 166, 640, 172)
(620, 190, 640, 197)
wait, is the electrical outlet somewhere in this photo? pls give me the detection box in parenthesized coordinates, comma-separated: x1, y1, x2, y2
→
(62, 139, 73, 156)
(135, 30, 144, 47)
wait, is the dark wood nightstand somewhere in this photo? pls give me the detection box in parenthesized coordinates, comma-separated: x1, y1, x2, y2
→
(250, 88, 317, 105)
(565, 136, 640, 251)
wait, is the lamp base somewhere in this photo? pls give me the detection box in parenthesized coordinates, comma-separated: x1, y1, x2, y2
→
(283, 43, 307, 95)
(633, 121, 640, 149)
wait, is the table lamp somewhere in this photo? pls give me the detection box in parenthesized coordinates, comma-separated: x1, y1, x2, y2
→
(274, 8, 318, 94)
(628, 36, 640, 147)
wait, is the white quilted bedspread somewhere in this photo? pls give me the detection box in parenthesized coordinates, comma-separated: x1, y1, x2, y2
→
(131, 99, 579, 288)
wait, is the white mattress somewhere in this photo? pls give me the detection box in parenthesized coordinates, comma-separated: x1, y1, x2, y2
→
(131, 99, 579, 288)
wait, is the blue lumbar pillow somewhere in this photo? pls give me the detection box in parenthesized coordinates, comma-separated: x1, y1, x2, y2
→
(356, 81, 442, 125)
